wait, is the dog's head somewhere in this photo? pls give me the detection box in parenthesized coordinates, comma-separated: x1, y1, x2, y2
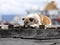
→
(22, 17, 35, 25)
(22, 16, 39, 26)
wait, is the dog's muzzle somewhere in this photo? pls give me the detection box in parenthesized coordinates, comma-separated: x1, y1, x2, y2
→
(24, 22, 29, 27)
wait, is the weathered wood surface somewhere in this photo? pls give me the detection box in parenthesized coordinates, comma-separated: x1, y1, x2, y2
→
(0, 27, 60, 40)
(0, 38, 60, 45)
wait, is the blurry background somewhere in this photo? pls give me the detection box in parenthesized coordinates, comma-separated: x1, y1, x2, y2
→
(0, 0, 60, 25)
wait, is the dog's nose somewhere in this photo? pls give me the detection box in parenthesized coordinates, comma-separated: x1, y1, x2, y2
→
(24, 22, 28, 24)
(26, 22, 28, 24)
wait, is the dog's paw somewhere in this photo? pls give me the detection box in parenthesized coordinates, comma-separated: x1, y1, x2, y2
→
(30, 24, 39, 28)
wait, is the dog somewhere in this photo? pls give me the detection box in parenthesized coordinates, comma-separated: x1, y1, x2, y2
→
(22, 14, 52, 28)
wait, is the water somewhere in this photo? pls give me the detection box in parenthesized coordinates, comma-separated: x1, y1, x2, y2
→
(2, 15, 15, 21)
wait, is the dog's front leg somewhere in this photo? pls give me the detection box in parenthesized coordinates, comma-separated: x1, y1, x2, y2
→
(30, 24, 39, 28)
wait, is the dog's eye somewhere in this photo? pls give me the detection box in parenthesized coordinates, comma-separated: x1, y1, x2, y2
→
(22, 18, 25, 20)
(29, 18, 33, 22)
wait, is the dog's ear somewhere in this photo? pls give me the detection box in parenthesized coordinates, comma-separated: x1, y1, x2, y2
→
(29, 18, 34, 22)
(22, 18, 25, 20)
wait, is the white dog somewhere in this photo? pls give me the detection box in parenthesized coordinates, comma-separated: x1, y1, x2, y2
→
(22, 14, 52, 28)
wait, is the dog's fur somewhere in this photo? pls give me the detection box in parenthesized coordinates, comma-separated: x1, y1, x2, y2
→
(22, 14, 52, 28)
